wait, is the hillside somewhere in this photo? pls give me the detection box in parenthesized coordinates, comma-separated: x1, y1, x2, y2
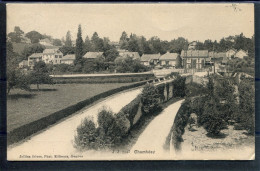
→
(12, 42, 29, 55)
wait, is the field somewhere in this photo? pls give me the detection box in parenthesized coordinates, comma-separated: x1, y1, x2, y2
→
(7, 83, 132, 132)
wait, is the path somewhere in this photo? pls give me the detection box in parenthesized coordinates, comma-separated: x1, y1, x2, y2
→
(128, 99, 184, 160)
(8, 88, 141, 160)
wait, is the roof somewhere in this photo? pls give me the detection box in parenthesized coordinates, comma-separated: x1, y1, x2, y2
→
(159, 52, 178, 61)
(61, 54, 75, 60)
(83, 52, 104, 59)
(209, 51, 227, 58)
(181, 50, 208, 58)
(141, 53, 161, 62)
(29, 53, 43, 58)
(43, 48, 62, 54)
(119, 52, 140, 59)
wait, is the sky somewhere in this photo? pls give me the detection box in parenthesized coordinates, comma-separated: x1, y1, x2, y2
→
(7, 3, 254, 42)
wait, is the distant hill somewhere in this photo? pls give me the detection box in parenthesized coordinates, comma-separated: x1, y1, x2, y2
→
(12, 42, 61, 55)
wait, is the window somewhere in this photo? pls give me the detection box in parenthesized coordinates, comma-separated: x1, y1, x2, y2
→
(55, 55, 58, 58)
(187, 58, 191, 63)
(197, 58, 200, 63)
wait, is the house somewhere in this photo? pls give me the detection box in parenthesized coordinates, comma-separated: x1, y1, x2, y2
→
(119, 51, 140, 60)
(140, 53, 161, 66)
(28, 53, 43, 68)
(159, 52, 179, 67)
(181, 50, 209, 69)
(235, 49, 248, 59)
(19, 60, 28, 68)
(60, 54, 75, 65)
(83, 52, 104, 60)
(42, 48, 63, 65)
(39, 38, 53, 46)
(226, 49, 237, 59)
(188, 41, 197, 50)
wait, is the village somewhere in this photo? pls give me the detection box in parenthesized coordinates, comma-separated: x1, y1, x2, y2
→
(18, 36, 250, 76)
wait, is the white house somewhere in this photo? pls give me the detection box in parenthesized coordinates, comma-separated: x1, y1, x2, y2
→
(42, 48, 63, 65)
(60, 54, 75, 65)
(235, 49, 248, 59)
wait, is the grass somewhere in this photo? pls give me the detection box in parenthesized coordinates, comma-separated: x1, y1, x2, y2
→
(7, 83, 132, 132)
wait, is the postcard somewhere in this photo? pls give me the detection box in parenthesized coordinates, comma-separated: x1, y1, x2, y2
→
(6, 3, 255, 160)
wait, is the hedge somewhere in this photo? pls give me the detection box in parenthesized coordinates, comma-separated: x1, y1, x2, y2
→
(52, 74, 155, 84)
(7, 79, 154, 146)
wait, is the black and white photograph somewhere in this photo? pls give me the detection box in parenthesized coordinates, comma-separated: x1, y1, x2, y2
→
(6, 3, 255, 160)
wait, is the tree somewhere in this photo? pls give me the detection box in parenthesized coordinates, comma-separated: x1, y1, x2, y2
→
(175, 55, 182, 68)
(22, 43, 46, 60)
(7, 26, 24, 43)
(6, 41, 30, 94)
(29, 61, 53, 90)
(91, 32, 104, 51)
(84, 36, 92, 53)
(119, 31, 129, 49)
(104, 48, 119, 62)
(25, 31, 43, 43)
(141, 84, 161, 114)
(75, 25, 84, 66)
(59, 46, 75, 56)
(65, 31, 72, 47)
(53, 39, 62, 46)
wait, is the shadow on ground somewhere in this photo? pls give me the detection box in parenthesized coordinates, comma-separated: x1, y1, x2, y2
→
(7, 94, 37, 100)
(30, 88, 57, 92)
(206, 132, 228, 139)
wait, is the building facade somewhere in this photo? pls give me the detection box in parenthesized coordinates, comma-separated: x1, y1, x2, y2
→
(60, 54, 75, 65)
(42, 49, 63, 65)
(235, 49, 248, 59)
(28, 53, 43, 69)
(181, 50, 209, 69)
(140, 53, 161, 66)
(159, 52, 178, 67)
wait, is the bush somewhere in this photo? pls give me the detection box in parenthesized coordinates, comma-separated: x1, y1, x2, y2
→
(118, 95, 141, 126)
(156, 83, 165, 102)
(172, 76, 186, 97)
(74, 117, 97, 150)
(141, 83, 161, 114)
(200, 98, 227, 135)
(185, 82, 207, 97)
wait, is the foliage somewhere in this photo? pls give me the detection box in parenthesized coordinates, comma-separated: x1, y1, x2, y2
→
(185, 82, 207, 98)
(118, 95, 141, 126)
(52, 39, 62, 46)
(156, 83, 165, 102)
(59, 46, 75, 56)
(115, 56, 149, 73)
(25, 31, 43, 43)
(237, 78, 255, 135)
(6, 41, 30, 94)
(172, 75, 186, 97)
(75, 25, 84, 65)
(141, 84, 161, 114)
(8, 26, 24, 43)
(175, 55, 182, 68)
(22, 43, 46, 60)
(65, 31, 72, 47)
(104, 48, 119, 62)
(29, 61, 53, 90)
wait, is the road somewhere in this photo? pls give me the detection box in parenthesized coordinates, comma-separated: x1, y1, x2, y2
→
(128, 99, 184, 160)
(7, 88, 142, 161)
